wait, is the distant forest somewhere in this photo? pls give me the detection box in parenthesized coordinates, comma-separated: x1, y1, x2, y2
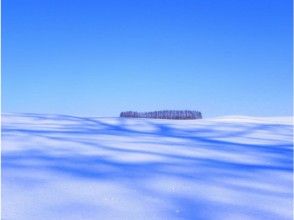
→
(120, 110, 202, 120)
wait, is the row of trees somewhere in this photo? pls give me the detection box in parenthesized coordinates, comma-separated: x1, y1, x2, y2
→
(120, 110, 202, 120)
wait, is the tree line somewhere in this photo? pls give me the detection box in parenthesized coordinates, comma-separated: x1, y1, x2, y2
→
(120, 110, 202, 120)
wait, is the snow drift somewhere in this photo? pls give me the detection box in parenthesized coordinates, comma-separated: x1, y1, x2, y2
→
(2, 113, 293, 220)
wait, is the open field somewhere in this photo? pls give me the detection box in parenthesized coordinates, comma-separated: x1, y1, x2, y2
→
(2, 113, 293, 220)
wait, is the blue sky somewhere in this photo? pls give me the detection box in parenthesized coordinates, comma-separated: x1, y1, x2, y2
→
(2, 0, 293, 117)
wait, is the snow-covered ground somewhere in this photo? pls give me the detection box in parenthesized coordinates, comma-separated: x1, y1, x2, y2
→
(2, 113, 293, 220)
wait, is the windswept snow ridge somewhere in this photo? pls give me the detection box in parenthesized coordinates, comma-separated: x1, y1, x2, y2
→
(2, 113, 293, 220)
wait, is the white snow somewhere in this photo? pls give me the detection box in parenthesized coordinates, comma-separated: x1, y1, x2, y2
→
(2, 113, 293, 220)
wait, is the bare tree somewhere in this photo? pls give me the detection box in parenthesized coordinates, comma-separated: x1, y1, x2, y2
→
(120, 110, 202, 120)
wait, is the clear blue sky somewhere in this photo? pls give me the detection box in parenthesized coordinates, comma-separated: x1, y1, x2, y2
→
(2, 0, 293, 117)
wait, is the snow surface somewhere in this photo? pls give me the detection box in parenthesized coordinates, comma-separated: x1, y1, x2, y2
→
(2, 113, 293, 220)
